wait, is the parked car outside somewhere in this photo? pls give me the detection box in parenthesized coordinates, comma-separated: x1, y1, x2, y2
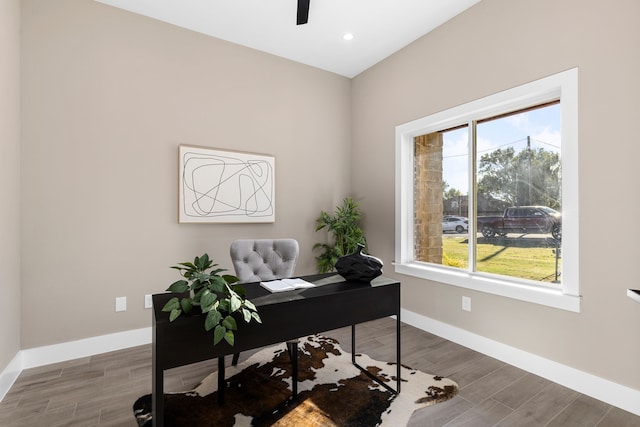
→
(442, 217, 468, 233)
(477, 206, 561, 239)
(444, 215, 467, 222)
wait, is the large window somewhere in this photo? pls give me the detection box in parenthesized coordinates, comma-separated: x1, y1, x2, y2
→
(395, 69, 579, 311)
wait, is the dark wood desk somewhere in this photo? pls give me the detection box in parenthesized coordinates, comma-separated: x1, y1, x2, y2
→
(152, 273, 401, 427)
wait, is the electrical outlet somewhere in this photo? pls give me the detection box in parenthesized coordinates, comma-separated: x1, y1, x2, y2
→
(462, 296, 471, 312)
(145, 294, 153, 309)
(115, 296, 127, 312)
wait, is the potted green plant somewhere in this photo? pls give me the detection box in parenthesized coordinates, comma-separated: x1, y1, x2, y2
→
(313, 197, 367, 273)
(161, 253, 261, 346)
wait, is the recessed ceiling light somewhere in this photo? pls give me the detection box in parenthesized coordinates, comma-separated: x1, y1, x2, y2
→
(342, 33, 354, 41)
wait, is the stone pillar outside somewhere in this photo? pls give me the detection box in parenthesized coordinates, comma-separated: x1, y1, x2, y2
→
(414, 132, 443, 264)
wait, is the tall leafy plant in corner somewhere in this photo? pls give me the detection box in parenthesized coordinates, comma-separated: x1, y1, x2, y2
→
(162, 254, 261, 346)
(314, 197, 367, 273)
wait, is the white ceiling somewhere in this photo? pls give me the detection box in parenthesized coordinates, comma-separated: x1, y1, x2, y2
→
(95, 0, 481, 78)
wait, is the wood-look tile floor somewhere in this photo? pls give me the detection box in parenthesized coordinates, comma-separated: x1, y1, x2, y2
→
(1, 318, 638, 426)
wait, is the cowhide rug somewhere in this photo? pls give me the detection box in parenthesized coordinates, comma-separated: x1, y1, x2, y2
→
(133, 335, 458, 426)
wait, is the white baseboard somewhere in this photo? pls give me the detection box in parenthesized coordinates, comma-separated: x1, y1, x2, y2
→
(20, 327, 152, 369)
(0, 327, 151, 402)
(0, 352, 22, 402)
(401, 308, 640, 417)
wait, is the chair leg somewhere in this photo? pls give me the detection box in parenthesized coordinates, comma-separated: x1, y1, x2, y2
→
(231, 352, 240, 366)
(286, 341, 297, 360)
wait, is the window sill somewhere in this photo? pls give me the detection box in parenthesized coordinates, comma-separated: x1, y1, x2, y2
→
(394, 261, 581, 312)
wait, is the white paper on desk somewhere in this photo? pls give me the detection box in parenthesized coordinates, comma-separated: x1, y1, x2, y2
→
(260, 278, 315, 293)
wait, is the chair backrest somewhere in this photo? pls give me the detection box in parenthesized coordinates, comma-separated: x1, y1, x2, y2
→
(230, 239, 299, 283)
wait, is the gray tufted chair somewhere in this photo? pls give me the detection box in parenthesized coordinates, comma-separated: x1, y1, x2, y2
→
(229, 238, 300, 365)
(230, 239, 299, 284)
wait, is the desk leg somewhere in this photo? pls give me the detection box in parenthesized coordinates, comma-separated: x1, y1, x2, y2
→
(152, 361, 164, 426)
(351, 322, 400, 395)
(396, 312, 401, 394)
(351, 324, 356, 364)
(288, 341, 298, 398)
(218, 356, 225, 405)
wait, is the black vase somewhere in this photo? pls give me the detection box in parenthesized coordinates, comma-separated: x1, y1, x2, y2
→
(335, 244, 383, 282)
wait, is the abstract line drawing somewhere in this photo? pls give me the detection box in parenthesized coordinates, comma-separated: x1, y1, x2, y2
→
(178, 145, 275, 223)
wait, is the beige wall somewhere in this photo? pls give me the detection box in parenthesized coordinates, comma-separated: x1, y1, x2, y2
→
(20, 0, 351, 348)
(0, 0, 22, 371)
(351, 0, 640, 390)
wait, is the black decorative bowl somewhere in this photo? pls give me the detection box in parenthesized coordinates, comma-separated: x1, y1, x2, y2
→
(335, 244, 383, 282)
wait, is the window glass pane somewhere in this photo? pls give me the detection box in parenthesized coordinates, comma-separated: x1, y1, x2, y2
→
(475, 103, 562, 283)
(414, 126, 469, 269)
(442, 126, 469, 269)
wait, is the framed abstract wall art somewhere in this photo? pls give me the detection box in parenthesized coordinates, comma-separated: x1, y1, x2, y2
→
(178, 145, 275, 223)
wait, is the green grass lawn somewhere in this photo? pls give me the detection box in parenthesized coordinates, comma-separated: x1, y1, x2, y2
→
(442, 236, 561, 283)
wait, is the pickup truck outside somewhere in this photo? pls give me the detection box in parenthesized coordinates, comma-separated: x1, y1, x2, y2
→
(477, 206, 561, 239)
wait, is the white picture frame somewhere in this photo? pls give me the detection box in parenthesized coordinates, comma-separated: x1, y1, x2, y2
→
(178, 145, 275, 223)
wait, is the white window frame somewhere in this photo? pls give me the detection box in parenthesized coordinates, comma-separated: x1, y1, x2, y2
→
(395, 68, 580, 312)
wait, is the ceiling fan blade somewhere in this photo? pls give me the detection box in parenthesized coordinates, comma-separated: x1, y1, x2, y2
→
(297, 0, 310, 25)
